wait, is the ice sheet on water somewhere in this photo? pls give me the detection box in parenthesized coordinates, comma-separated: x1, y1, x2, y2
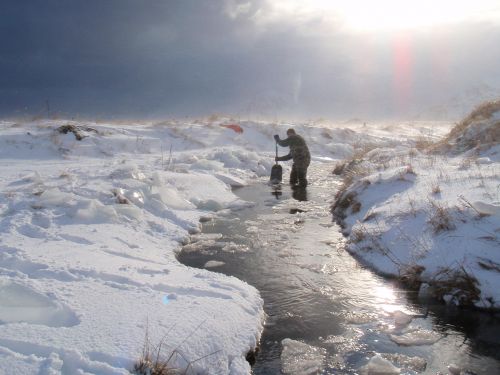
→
(222, 242, 250, 253)
(381, 353, 427, 373)
(190, 197, 224, 211)
(281, 338, 326, 375)
(190, 233, 224, 243)
(360, 354, 400, 374)
(320, 326, 366, 354)
(181, 239, 224, 253)
(343, 311, 378, 325)
(390, 327, 441, 346)
(204, 260, 226, 268)
(392, 310, 413, 328)
(215, 172, 246, 187)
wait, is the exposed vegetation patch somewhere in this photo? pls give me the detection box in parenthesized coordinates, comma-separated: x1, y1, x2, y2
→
(56, 124, 98, 141)
(429, 267, 481, 307)
(434, 99, 500, 153)
(399, 265, 426, 291)
(427, 201, 456, 234)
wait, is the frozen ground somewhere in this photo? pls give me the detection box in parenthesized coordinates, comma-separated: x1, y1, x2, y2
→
(0, 114, 491, 374)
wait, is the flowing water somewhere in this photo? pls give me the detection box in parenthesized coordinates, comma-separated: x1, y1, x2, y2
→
(178, 164, 500, 374)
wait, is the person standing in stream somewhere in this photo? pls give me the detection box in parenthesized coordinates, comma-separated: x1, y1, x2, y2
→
(274, 128, 311, 188)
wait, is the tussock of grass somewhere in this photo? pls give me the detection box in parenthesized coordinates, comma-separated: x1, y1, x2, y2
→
(399, 265, 425, 290)
(449, 99, 500, 138)
(134, 355, 177, 375)
(428, 201, 455, 234)
(132, 320, 226, 375)
(414, 136, 434, 151)
(133, 329, 178, 375)
(433, 99, 500, 153)
(429, 267, 481, 307)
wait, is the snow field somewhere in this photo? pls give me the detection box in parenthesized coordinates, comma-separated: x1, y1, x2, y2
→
(0, 117, 460, 374)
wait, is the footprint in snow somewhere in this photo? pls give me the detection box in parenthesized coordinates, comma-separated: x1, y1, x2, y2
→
(0, 281, 79, 327)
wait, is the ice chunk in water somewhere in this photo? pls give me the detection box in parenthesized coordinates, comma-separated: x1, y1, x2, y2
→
(215, 172, 246, 187)
(361, 354, 400, 375)
(281, 338, 326, 375)
(381, 353, 427, 372)
(191, 198, 224, 211)
(344, 311, 377, 324)
(204, 260, 225, 268)
(392, 310, 413, 328)
(390, 328, 441, 346)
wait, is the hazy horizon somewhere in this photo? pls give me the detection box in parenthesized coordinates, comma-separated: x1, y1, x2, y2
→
(2, 0, 500, 120)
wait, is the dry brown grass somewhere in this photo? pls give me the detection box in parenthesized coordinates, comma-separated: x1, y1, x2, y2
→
(399, 264, 426, 290)
(429, 266, 481, 307)
(449, 99, 500, 138)
(133, 355, 177, 375)
(350, 226, 367, 243)
(433, 99, 500, 153)
(428, 201, 455, 234)
(414, 136, 435, 151)
(133, 331, 178, 375)
(431, 184, 441, 195)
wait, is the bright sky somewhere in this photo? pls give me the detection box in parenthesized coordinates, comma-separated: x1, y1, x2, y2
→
(272, 0, 500, 31)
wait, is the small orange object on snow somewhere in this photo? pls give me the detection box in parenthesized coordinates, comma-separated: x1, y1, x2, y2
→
(221, 124, 243, 133)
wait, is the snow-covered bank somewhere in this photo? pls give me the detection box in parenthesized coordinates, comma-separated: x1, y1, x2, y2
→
(0, 116, 454, 374)
(332, 102, 500, 310)
(0, 122, 265, 374)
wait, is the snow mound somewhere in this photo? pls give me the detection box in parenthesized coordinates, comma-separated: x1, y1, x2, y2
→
(471, 201, 500, 216)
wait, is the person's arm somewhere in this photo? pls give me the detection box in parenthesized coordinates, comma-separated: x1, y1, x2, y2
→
(274, 134, 291, 147)
(276, 153, 292, 161)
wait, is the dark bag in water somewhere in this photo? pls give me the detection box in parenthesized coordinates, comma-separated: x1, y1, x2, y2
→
(270, 142, 282, 184)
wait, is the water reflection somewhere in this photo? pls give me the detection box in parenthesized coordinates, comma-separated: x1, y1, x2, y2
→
(270, 188, 282, 199)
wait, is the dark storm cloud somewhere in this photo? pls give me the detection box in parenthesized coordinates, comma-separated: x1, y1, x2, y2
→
(0, 0, 260, 116)
(1, 0, 500, 119)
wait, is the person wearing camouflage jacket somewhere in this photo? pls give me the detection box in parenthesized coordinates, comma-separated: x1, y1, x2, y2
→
(274, 128, 311, 187)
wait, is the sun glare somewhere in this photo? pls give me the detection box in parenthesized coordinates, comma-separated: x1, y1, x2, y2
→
(277, 0, 500, 31)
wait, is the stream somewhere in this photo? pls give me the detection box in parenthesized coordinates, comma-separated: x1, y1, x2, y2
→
(178, 164, 500, 374)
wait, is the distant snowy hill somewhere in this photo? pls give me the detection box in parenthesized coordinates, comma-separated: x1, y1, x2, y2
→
(415, 84, 500, 120)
